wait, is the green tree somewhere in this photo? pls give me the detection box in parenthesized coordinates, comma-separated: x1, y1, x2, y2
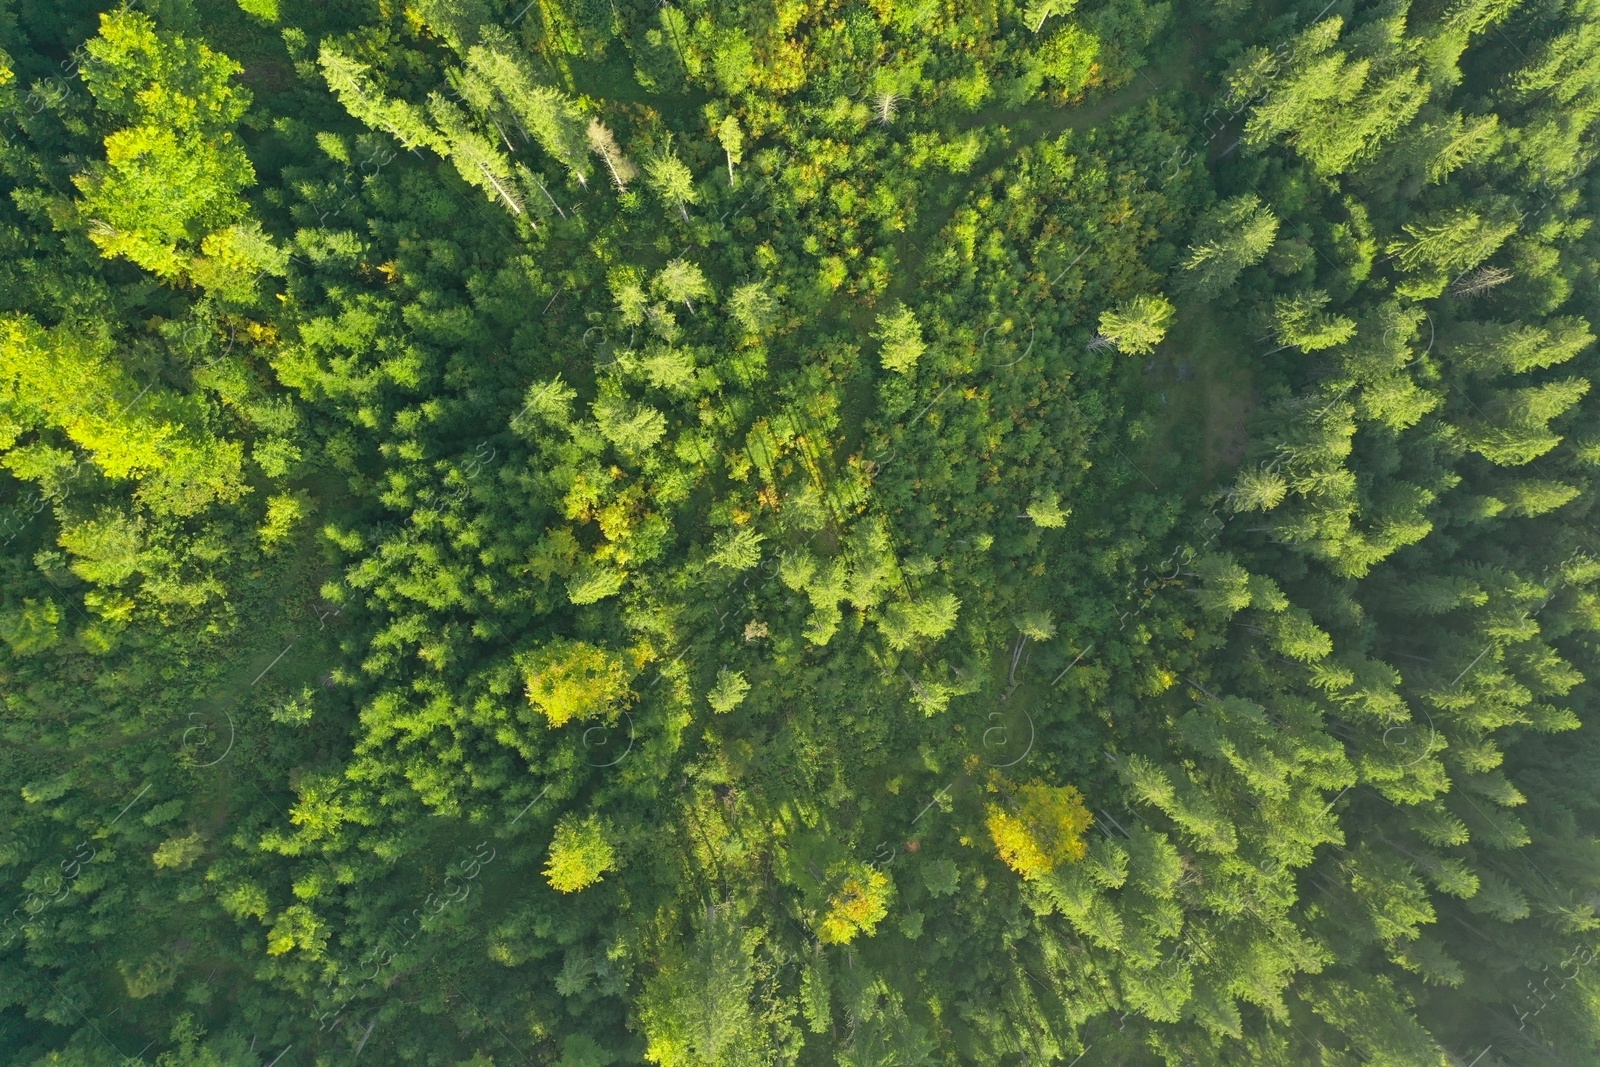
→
(708, 526, 764, 570)
(1, 315, 248, 515)
(545, 814, 617, 892)
(1400, 110, 1502, 184)
(1385, 204, 1520, 282)
(1023, 0, 1077, 33)
(1230, 468, 1290, 511)
(1026, 489, 1070, 527)
(707, 667, 750, 712)
(0, 598, 61, 654)
(877, 591, 960, 650)
(646, 145, 699, 220)
(318, 45, 446, 153)
(873, 304, 926, 373)
(1459, 378, 1590, 465)
(462, 29, 592, 182)
(593, 388, 668, 456)
(521, 639, 633, 727)
(1097, 294, 1175, 355)
(1231, 16, 1429, 176)
(1177, 195, 1279, 299)
(655, 259, 711, 313)
(728, 283, 778, 338)
(638, 906, 768, 1066)
(1192, 553, 1254, 617)
(428, 95, 528, 218)
(1272, 290, 1357, 352)
(709, 28, 754, 95)
(412, 0, 491, 52)
(1443, 317, 1593, 377)
(75, 10, 268, 293)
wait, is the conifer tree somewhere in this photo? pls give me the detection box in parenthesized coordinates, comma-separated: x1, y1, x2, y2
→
(463, 29, 592, 183)
(318, 45, 447, 154)
(428, 95, 528, 218)
(1177, 196, 1279, 300)
(645, 144, 699, 220)
(1098, 294, 1175, 355)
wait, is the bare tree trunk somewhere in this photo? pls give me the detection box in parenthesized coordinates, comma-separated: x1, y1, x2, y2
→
(478, 163, 523, 215)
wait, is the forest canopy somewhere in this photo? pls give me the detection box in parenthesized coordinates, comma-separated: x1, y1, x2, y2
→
(3, 0, 1600, 1065)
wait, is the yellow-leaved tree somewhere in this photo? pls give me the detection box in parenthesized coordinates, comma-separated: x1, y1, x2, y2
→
(520, 638, 634, 727)
(817, 861, 894, 945)
(985, 780, 1093, 881)
(544, 813, 617, 893)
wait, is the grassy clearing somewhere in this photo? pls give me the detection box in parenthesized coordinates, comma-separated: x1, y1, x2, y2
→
(1132, 301, 1256, 496)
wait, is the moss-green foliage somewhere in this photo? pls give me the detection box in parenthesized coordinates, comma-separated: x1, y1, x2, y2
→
(3, 0, 1600, 1065)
